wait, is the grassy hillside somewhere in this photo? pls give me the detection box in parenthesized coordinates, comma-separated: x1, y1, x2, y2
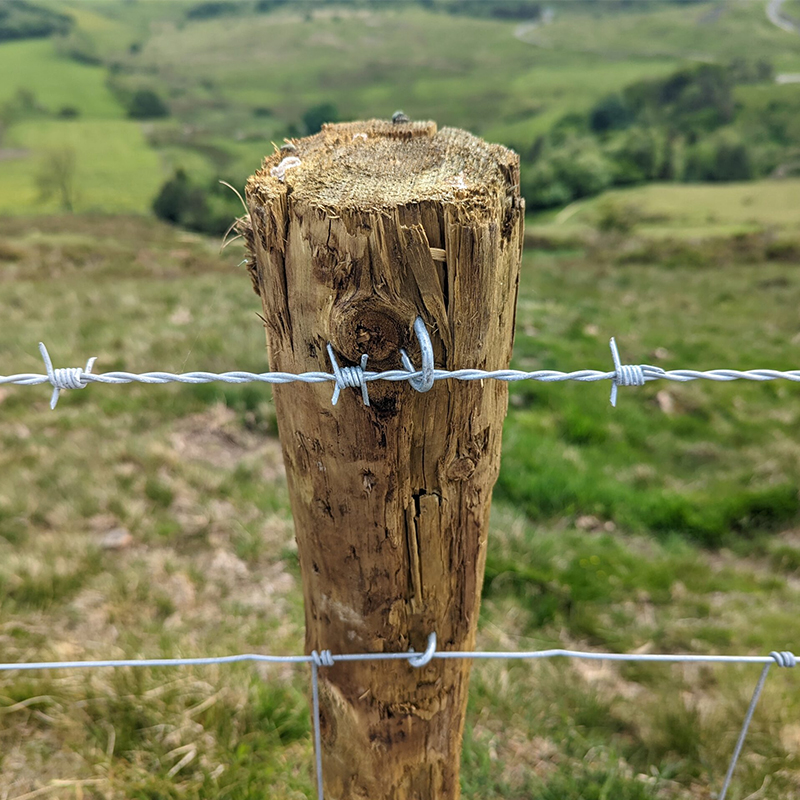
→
(0, 216, 799, 797)
(3, 0, 799, 217)
(531, 177, 800, 238)
(2, 1, 800, 797)
(0, 38, 121, 115)
(526, 1, 800, 69)
(1, 119, 162, 213)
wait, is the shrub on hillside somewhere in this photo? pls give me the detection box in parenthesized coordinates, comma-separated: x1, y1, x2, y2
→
(127, 89, 170, 120)
(152, 170, 243, 236)
(594, 199, 639, 234)
(186, 2, 240, 20)
(302, 103, 339, 135)
(54, 28, 102, 65)
(683, 132, 753, 182)
(255, 0, 290, 11)
(0, 0, 71, 43)
(609, 126, 669, 184)
(522, 139, 614, 209)
(589, 94, 633, 134)
(728, 56, 773, 84)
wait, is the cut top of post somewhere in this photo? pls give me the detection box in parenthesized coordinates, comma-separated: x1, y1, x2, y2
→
(246, 119, 520, 215)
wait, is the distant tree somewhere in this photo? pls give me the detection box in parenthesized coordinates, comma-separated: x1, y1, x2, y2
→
(522, 138, 614, 209)
(0, 0, 72, 43)
(623, 64, 734, 135)
(55, 28, 101, 65)
(153, 170, 243, 236)
(127, 89, 169, 119)
(728, 57, 774, 84)
(683, 133, 752, 182)
(186, 2, 239, 20)
(712, 134, 752, 181)
(302, 102, 339, 135)
(434, 0, 541, 20)
(152, 169, 198, 224)
(255, 0, 290, 11)
(610, 126, 667, 184)
(35, 146, 79, 212)
(521, 160, 572, 209)
(589, 94, 633, 133)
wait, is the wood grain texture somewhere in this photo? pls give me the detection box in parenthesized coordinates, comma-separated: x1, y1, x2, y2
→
(242, 119, 523, 799)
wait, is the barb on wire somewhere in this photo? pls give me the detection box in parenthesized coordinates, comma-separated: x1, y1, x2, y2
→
(38, 342, 96, 410)
(608, 337, 665, 407)
(2, 319, 800, 410)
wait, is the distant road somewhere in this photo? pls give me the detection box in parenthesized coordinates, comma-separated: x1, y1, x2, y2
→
(766, 0, 800, 34)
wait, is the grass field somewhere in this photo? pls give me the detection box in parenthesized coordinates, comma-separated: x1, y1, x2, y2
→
(0, 39, 122, 118)
(6, 0, 799, 216)
(0, 119, 164, 215)
(528, 1, 800, 70)
(1, 215, 799, 798)
(530, 178, 800, 238)
(2, 1, 800, 796)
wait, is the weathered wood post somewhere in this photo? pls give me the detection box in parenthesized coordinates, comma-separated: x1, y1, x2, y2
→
(242, 119, 523, 799)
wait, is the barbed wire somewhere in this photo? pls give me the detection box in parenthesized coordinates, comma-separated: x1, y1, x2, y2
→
(1, 317, 799, 409)
(3, 317, 800, 796)
(0, 639, 795, 800)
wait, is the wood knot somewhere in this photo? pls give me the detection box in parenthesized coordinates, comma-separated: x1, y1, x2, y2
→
(446, 457, 476, 481)
(330, 301, 413, 365)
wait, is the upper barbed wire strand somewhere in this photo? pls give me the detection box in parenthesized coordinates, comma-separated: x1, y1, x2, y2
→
(1, 328, 799, 409)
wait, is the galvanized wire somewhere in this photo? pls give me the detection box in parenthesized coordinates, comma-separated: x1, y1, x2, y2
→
(2, 319, 799, 796)
(0, 644, 795, 800)
(2, 335, 800, 409)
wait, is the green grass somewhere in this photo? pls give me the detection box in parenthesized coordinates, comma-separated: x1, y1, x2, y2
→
(0, 119, 164, 214)
(531, 178, 800, 238)
(1, 215, 800, 797)
(2, 1, 800, 794)
(530, 1, 800, 71)
(500, 237, 800, 546)
(0, 39, 123, 117)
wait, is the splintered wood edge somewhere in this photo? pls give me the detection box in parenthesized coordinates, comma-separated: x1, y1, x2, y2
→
(244, 119, 520, 217)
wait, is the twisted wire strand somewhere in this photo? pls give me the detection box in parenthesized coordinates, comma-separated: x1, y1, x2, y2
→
(6, 367, 800, 388)
(4, 362, 800, 404)
(2, 320, 798, 408)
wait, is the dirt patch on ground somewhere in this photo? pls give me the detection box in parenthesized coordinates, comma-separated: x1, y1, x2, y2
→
(0, 148, 29, 161)
(170, 403, 283, 479)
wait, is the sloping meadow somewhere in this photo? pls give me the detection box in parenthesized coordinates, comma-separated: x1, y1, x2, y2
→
(1, 215, 799, 796)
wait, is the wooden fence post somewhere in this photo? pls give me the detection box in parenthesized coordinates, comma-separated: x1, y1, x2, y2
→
(241, 119, 523, 799)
